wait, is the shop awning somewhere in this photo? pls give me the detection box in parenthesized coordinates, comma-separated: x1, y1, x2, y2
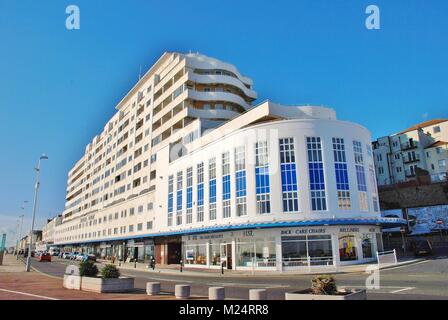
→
(57, 217, 406, 246)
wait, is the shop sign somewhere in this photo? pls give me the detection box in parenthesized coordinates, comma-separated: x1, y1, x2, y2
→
(339, 227, 360, 233)
(190, 234, 225, 241)
(281, 228, 326, 235)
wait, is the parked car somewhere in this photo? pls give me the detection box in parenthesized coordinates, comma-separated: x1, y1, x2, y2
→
(70, 252, 80, 260)
(62, 252, 72, 259)
(75, 253, 85, 261)
(410, 238, 434, 256)
(37, 252, 52, 262)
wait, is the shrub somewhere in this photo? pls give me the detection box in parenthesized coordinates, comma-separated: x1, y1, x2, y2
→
(311, 275, 338, 295)
(101, 264, 120, 279)
(79, 260, 98, 277)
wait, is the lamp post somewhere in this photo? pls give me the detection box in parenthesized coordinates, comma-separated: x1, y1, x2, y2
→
(15, 208, 26, 259)
(26, 154, 48, 272)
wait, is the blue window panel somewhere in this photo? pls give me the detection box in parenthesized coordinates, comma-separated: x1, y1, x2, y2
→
(281, 163, 298, 193)
(209, 179, 216, 203)
(197, 183, 204, 206)
(335, 163, 350, 191)
(186, 187, 193, 209)
(168, 194, 173, 213)
(235, 171, 247, 198)
(356, 165, 367, 191)
(176, 191, 182, 211)
(223, 175, 231, 201)
(256, 166, 270, 195)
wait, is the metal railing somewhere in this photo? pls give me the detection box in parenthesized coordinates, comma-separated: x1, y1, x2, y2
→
(376, 249, 397, 266)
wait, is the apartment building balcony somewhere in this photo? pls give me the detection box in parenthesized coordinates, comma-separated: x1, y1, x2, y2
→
(405, 170, 416, 178)
(187, 71, 257, 100)
(403, 154, 420, 164)
(401, 141, 419, 151)
(187, 89, 252, 111)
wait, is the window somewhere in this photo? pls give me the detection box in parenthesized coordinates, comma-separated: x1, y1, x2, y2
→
(146, 221, 153, 230)
(434, 126, 441, 134)
(197, 162, 204, 222)
(307, 137, 326, 211)
(439, 159, 446, 169)
(176, 171, 183, 225)
(137, 223, 143, 231)
(222, 152, 231, 218)
(279, 138, 299, 212)
(332, 138, 351, 209)
(354, 141, 368, 211)
(235, 146, 247, 216)
(209, 158, 217, 220)
(167, 175, 174, 226)
(255, 141, 270, 214)
(186, 167, 193, 224)
(128, 225, 134, 232)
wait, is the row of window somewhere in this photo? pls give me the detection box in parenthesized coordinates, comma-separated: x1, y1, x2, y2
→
(167, 137, 378, 226)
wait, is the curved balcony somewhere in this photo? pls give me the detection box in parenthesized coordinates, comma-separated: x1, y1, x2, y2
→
(188, 72, 257, 100)
(187, 108, 241, 121)
(184, 53, 253, 87)
(187, 89, 252, 111)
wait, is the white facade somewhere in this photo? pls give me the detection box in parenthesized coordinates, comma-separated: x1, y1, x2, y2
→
(53, 52, 403, 270)
(373, 119, 448, 186)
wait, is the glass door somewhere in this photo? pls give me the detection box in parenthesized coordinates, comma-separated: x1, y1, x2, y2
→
(220, 243, 232, 269)
(338, 235, 358, 262)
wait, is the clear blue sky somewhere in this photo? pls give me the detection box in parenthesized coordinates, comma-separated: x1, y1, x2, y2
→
(0, 0, 447, 246)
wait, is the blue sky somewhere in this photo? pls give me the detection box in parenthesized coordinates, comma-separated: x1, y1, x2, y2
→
(0, 0, 447, 246)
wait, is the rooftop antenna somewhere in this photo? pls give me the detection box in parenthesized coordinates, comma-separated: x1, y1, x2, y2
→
(138, 64, 142, 80)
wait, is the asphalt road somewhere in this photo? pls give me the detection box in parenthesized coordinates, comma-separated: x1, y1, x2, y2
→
(30, 256, 448, 300)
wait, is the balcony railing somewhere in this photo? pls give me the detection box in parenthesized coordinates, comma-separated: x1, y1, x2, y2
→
(401, 141, 419, 151)
(403, 154, 420, 164)
(405, 170, 416, 178)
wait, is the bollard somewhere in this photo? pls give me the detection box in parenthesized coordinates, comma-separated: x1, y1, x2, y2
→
(249, 289, 267, 300)
(209, 287, 225, 300)
(175, 284, 191, 299)
(146, 282, 161, 296)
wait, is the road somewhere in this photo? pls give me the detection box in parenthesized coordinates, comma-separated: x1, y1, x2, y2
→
(30, 257, 448, 300)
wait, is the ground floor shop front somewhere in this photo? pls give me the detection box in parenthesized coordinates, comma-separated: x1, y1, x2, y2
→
(181, 225, 384, 271)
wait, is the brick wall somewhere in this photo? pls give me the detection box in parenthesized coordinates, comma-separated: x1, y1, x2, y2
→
(379, 182, 448, 210)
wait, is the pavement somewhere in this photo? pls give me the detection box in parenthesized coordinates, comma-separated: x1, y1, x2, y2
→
(2, 252, 448, 300)
(28, 254, 448, 300)
(0, 254, 199, 300)
(101, 257, 425, 278)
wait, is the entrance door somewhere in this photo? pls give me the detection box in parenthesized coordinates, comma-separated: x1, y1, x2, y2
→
(220, 243, 233, 269)
(167, 242, 182, 264)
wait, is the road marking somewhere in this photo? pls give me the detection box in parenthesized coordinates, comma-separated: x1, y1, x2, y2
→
(380, 260, 429, 271)
(390, 287, 415, 294)
(0, 288, 59, 300)
(209, 282, 289, 288)
(124, 274, 194, 283)
(339, 285, 416, 294)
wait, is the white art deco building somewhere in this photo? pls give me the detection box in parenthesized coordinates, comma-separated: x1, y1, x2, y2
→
(54, 52, 404, 271)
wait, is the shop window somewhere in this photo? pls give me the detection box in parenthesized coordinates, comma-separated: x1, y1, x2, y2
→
(236, 238, 276, 268)
(362, 234, 374, 259)
(339, 235, 358, 261)
(184, 244, 207, 266)
(282, 235, 333, 267)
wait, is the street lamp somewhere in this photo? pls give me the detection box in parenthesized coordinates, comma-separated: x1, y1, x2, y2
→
(15, 201, 27, 259)
(26, 154, 48, 272)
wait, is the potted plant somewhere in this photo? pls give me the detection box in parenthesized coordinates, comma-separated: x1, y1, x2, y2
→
(285, 275, 366, 300)
(81, 263, 134, 293)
